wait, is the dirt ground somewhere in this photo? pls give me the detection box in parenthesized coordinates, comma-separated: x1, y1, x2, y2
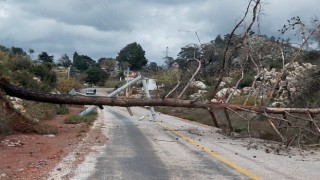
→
(0, 106, 107, 180)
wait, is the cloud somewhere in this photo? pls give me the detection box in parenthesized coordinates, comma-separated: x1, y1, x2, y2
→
(0, 0, 318, 65)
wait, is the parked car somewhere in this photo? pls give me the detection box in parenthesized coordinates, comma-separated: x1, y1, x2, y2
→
(86, 89, 96, 95)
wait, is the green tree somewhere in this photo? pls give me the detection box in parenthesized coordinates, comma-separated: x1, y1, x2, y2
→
(38, 51, 54, 63)
(163, 56, 174, 67)
(148, 62, 158, 71)
(32, 64, 57, 88)
(58, 54, 72, 68)
(86, 64, 108, 86)
(11, 47, 27, 56)
(73, 51, 95, 71)
(98, 57, 118, 77)
(175, 44, 201, 69)
(214, 34, 224, 46)
(116, 42, 148, 70)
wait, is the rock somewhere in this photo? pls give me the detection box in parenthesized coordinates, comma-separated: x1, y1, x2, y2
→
(44, 134, 56, 138)
(244, 62, 317, 106)
(302, 63, 315, 70)
(211, 98, 218, 103)
(242, 87, 252, 94)
(216, 88, 241, 98)
(1, 139, 24, 147)
(223, 77, 233, 84)
(219, 82, 226, 87)
(191, 81, 207, 89)
(190, 90, 207, 99)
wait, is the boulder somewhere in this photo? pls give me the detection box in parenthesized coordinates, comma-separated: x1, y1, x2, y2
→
(191, 81, 207, 89)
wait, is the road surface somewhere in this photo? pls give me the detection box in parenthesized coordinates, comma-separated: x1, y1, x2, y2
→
(51, 105, 320, 180)
(86, 107, 248, 179)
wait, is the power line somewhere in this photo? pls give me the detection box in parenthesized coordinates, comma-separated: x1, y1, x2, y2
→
(89, 0, 145, 42)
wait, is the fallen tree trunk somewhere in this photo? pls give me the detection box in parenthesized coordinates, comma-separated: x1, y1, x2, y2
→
(1, 78, 320, 114)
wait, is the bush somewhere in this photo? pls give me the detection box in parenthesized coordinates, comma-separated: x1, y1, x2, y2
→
(57, 78, 75, 93)
(0, 115, 13, 135)
(269, 59, 283, 70)
(7, 57, 32, 71)
(24, 101, 69, 120)
(64, 111, 97, 125)
(11, 70, 43, 90)
(230, 96, 262, 106)
(238, 73, 254, 89)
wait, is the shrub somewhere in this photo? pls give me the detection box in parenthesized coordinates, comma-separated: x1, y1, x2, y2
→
(269, 59, 283, 70)
(64, 111, 97, 125)
(230, 96, 262, 106)
(238, 73, 254, 89)
(24, 101, 69, 120)
(57, 78, 74, 93)
(0, 115, 13, 135)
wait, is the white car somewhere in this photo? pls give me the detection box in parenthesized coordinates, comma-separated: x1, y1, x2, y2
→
(86, 89, 96, 95)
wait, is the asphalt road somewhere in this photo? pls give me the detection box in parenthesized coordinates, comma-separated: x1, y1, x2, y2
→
(50, 89, 320, 180)
(84, 107, 248, 180)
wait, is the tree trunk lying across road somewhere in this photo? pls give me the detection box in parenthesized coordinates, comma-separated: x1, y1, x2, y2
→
(1, 78, 320, 114)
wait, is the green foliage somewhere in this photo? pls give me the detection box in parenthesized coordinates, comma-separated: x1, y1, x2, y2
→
(64, 111, 97, 125)
(7, 57, 32, 71)
(214, 34, 224, 45)
(31, 64, 57, 89)
(158, 69, 181, 86)
(303, 50, 320, 64)
(24, 101, 69, 120)
(58, 54, 72, 68)
(116, 42, 148, 70)
(11, 70, 42, 89)
(38, 51, 54, 63)
(57, 78, 75, 93)
(292, 71, 320, 108)
(11, 47, 27, 56)
(269, 59, 283, 70)
(238, 73, 254, 89)
(164, 56, 174, 67)
(148, 62, 158, 71)
(86, 64, 108, 86)
(0, 115, 13, 135)
(230, 96, 262, 106)
(98, 57, 117, 72)
(0, 47, 57, 91)
(73, 51, 96, 71)
(175, 44, 201, 69)
(176, 44, 201, 61)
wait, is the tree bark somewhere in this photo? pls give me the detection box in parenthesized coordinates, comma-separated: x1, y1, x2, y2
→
(1, 78, 320, 114)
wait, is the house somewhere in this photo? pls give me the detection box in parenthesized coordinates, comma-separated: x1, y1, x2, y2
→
(124, 70, 138, 81)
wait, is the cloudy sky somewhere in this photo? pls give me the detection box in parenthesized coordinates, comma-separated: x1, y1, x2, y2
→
(0, 0, 318, 65)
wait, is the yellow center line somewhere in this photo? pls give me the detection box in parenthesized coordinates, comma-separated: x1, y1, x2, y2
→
(157, 122, 261, 180)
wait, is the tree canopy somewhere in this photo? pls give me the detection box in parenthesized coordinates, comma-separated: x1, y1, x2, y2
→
(116, 42, 148, 70)
(72, 51, 95, 71)
(58, 54, 72, 68)
(86, 64, 108, 86)
(38, 51, 54, 63)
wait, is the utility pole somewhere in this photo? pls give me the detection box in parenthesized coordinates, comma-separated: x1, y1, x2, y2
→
(125, 67, 130, 97)
(164, 46, 171, 58)
(163, 46, 171, 66)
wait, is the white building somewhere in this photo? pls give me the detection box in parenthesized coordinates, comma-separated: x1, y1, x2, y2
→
(142, 78, 157, 91)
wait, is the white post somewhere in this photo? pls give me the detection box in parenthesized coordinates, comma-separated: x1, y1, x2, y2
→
(67, 66, 71, 79)
(142, 78, 157, 121)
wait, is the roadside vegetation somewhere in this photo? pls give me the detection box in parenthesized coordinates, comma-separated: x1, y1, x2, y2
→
(64, 111, 97, 125)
